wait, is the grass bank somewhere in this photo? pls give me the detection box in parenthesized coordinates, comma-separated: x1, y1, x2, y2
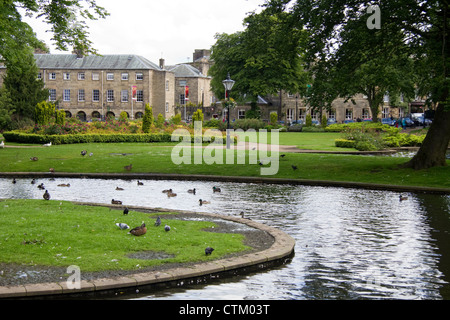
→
(0, 141, 449, 189)
(0, 199, 248, 272)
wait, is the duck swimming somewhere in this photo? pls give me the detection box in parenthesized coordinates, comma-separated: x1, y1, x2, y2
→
(111, 199, 122, 205)
(199, 199, 210, 206)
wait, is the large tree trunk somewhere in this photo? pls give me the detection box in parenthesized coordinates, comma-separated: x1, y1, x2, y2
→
(404, 103, 450, 170)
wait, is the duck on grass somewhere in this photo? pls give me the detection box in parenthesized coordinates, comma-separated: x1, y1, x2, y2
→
(0, 199, 249, 273)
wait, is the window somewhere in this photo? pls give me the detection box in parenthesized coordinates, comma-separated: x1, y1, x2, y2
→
(180, 94, 186, 105)
(136, 73, 143, 80)
(107, 73, 114, 81)
(37, 73, 42, 80)
(49, 73, 56, 80)
(362, 109, 370, 119)
(92, 73, 100, 81)
(121, 90, 129, 102)
(179, 80, 187, 87)
(382, 107, 389, 119)
(166, 80, 169, 91)
(345, 108, 353, 120)
(298, 109, 305, 121)
(238, 109, 246, 119)
(383, 93, 390, 103)
(92, 90, 100, 102)
(63, 73, 70, 80)
(78, 89, 85, 102)
(107, 90, 114, 102)
(286, 108, 294, 121)
(78, 72, 85, 80)
(63, 89, 71, 101)
(165, 102, 169, 113)
(121, 73, 129, 81)
(328, 110, 336, 120)
(49, 89, 57, 101)
(136, 90, 144, 102)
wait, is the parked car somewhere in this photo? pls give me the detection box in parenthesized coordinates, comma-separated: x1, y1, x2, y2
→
(327, 118, 337, 125)
(399, 117, 415, 127)
(344, 120, 354, 124)
(290, 120, 304, 126)
(381, 118, 395, 126)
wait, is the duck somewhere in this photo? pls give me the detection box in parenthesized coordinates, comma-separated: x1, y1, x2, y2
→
(49, 168, 55, 173)
(116, 223, 130, 230)
(205, 247, 214, 255)
(164, 225, 171, 232)
(188, 188, 196, 194)
(129, 223, 147, 236)
(31, 179, 36, 184)
(124, 164, 132, 171)
(167, 191, 177, 197)
(81, 150, 87, 156)
(43, 142, 52, 147)
(123, 207, 129, 215)
(212, 186, 221, 193)
(154, 216, 161, 227)
(280, 154, 286, 158)
(12, 178, 16, 184)
(37, 183, 45, 190)
(399, 195, 408, 201)
(30, 157, 38, 161)
(162, 189, 172, 193)
(116, 186, 124, 191)
(43, 190, 50, 201)
(199, 199, 210, 206)
(89, 152, 93, 157)
(111, 199, 122, 205)
(57, 183, 70, 187)
(137, 180, 144, 186)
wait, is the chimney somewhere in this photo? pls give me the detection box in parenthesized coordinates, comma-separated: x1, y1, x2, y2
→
(159, 58, 165, 69)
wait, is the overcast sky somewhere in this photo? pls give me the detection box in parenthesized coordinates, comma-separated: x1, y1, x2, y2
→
(23, 0, 265, 66)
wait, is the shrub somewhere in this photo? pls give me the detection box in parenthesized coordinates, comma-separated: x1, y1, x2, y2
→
(270, 112, 278, 126)
(142, 104, 153, 133)
(335, 139, 356, 148)
(321, 114, 328, 128)
(287, 124, 303, 132)
(35, 101, 55, 126)
(119, 111, 128, 122)
(171, 113, 182, 125)
(55, 109, 66, 126)
(156, 113, 165, 128)
(192, 109, 204, 123)
(305, 114, 312, 127)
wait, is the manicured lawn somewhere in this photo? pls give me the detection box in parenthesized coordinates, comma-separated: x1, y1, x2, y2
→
(0, 140, 449, 189)
(0, 199, 248, 272)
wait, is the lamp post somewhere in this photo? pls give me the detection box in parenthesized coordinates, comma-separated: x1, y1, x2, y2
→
(222, 73, 235, 149)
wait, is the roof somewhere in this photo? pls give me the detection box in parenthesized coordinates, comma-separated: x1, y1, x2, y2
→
(165, 63, 209, 78)
(33, 54, 162, 71)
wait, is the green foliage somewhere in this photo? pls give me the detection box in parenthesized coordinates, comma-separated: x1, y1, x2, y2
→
(270, 112, 277, 126)
(171, 113, 182, 125)
(335, 139, 356, 148)
(156, 113, 165, 128)
(34, 101, 55, 125)
(305, 114, 312, 127)
(321, 114, 328, 128)
(142, 104, 153, 133)
(245, 102, 261, 119)
(0, 87, 15, 131)
(119, 111, 129, 122)
(192, 109, 204, 123)
(232, 118, 266, 130)
(55, 109, 66, 126)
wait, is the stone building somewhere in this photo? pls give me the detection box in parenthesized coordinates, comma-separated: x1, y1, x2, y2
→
(1, 53, 176, 121)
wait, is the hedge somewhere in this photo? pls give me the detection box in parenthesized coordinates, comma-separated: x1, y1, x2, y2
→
(2, 131, 231, 145)
(335, 139, 356, 148)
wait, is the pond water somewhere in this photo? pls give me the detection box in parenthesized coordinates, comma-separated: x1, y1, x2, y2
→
(1, 177, 449, 300)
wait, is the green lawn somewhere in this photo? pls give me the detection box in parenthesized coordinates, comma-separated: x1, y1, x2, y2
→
(0, 139, 449, 189)
(0, 199, 248, 272)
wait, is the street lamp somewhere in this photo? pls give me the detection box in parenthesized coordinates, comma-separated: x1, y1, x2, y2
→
(222, 73, 235, 149)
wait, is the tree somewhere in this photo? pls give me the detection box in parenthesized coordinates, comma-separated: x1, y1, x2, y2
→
(271, 0, 449, 169)
(35, 101, 55, 125)
(0, 0, 109, 62)
(3, 49, 49, 122)
(0, 87, 15, 131)
(209, 7, 309, 108)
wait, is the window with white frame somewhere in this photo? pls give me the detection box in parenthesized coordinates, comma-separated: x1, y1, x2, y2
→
(165, 102, 169, 113)
(121, 73, 129, 81)
(299, 109, 305, 121)
(92, 73, 99, 81)
(78, 89, 85, 102)
(37, 73, 42, 80)
(382, 107, 389, 119)
(121, 90, 129, 102)
(166, 80, 169, 91)
(345, 108, 353, 120)
(49, 73, 56, 80)
(362, 108, 370, 119)
(106, 73, 114, 81)
(49, 89, 57, 101)
(63, 73, 70, 80)
(136, 73, 143, 80)
(180, 94, 186, 105)
(92, 90, 100, 102)
(136, 90, 144, 102)
(63, 89, 71, 101)
(328, 110, 336, 119)
(238, 109, 246, 119)
(78, 72, 85, 80)
(107, 90, 114, 102)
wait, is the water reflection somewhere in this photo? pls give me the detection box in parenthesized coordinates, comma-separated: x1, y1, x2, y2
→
(0, 177, 449, 300)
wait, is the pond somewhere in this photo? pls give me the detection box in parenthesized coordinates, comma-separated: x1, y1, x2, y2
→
(1, 177, 449, 300)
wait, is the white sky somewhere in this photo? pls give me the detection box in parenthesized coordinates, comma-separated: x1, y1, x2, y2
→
(23, 0, 265, 66)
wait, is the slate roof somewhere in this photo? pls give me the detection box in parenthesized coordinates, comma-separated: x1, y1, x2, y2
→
(33, 54, 162, 71)
(165, 63, 209, 78)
